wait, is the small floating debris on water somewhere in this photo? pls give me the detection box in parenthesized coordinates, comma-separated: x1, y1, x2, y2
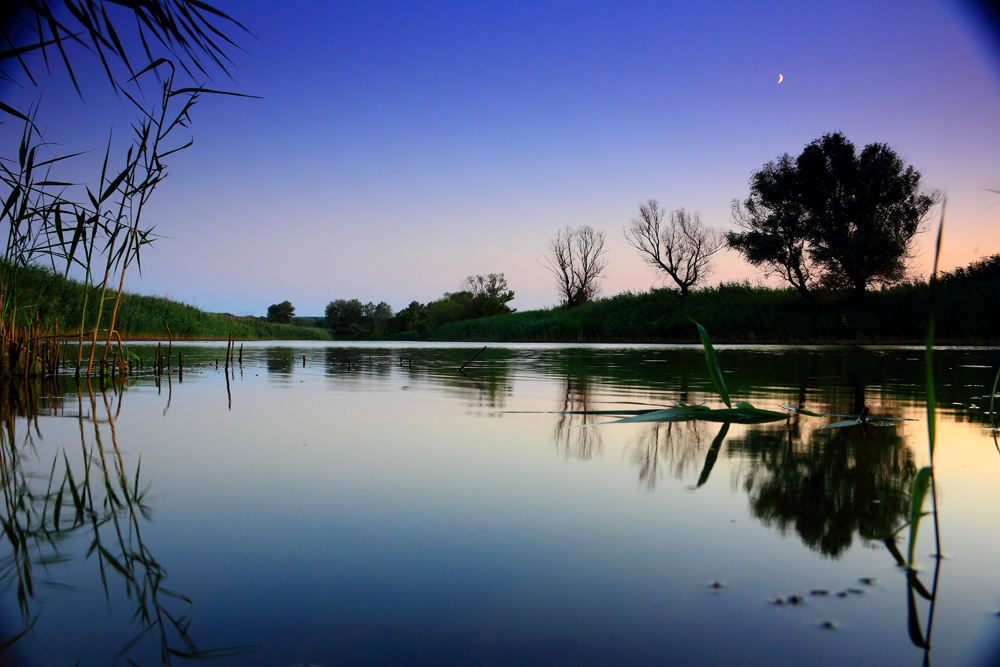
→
(810, 589, 830, 597)
(769, 595, 805, 606)
(859, 577, 877, 586)
(709, 581, 725, 590)
(819, 620, 837, 630)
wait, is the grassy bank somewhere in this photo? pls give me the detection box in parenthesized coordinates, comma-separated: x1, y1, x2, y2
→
(433, 263, 1000, 344)
(6, 264, 331, 341)
(8, 257, 997, 345)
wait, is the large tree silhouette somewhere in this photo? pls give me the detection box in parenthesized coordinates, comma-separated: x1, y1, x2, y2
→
(728, 132, 936, 302)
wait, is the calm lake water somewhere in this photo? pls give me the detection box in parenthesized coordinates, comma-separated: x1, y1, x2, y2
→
(3, 342, 1000, 666)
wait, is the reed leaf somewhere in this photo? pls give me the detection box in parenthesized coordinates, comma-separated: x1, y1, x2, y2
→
(926, 203, 944, 458)
(990, 366, 999, 429)
(819, 418, 863, 430)
(779, 405, 825, 417)
(907, 466, 933, 569)
(693, 320, 730, 408)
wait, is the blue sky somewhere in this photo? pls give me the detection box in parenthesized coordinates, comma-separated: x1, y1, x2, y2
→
(4, 0, 999, 315)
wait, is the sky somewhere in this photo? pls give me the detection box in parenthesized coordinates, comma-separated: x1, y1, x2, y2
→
(3, 0, 1000, 316)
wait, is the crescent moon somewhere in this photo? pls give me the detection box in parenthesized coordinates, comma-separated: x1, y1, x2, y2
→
(778, 74, 784, 83)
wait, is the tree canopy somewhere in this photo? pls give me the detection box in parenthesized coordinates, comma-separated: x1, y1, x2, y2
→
(461, 273, 515, 317)
(266, 300, 295, 324)
(728, 132, 936, 301)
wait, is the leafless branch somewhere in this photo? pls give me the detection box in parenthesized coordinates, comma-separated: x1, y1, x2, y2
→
(623, 199, 723, 297)
(545, 225, 607, 307)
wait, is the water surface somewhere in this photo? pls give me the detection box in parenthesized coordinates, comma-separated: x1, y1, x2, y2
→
(3, 342, 999, 666)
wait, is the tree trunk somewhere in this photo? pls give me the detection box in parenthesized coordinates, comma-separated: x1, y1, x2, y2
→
(850, 280, 866, 303)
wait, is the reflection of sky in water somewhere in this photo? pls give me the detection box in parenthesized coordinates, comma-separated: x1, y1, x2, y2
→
(4, 343, 1000, 666)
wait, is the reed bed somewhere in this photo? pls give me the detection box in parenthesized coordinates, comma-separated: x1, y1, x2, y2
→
(433, 260, 1000, 344)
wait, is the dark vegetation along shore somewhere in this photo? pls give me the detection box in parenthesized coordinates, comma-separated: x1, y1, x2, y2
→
(13, 253, 999, 345)
(433, 264, 999, 344)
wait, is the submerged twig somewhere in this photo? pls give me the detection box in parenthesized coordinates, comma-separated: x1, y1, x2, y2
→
(459, 346, 487, 372)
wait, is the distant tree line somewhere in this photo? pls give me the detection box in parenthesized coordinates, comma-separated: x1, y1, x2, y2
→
(545, 130, 938, 308)
(324, 273, 515, 338)
(266, 273, 516, 340)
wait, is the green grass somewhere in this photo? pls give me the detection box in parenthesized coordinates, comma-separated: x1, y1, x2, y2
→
(10, 253, 998, 344)
(433, 259, 1000, 343)
(5, 263, 331, 340)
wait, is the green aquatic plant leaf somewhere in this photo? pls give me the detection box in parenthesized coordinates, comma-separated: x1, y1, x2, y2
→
(990, 366, 999, 429)
(819, 418, 862, 430)
(907, 466, 933, 569)
(701, 402, 788, 424)
(609, 404, 711, 424)
(926, 204, 944, 460)
(607, 402, 787, 425)
(779, 405, 826, 417)
(693, 321, 731, 408)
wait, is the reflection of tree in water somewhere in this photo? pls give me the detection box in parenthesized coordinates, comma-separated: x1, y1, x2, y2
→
(728, 418, 915, 558)
(453, 367, 512, 412)
(319, 347, 512, 410)
(625, 421, 708, 490)
(265, 346, 296, 375)
(553, 377, 603, 460)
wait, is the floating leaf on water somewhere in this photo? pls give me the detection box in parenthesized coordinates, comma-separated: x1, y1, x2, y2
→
(779, 405, 826, 417)
(608, 404, 711, 424)
(819, 419, 862, 430)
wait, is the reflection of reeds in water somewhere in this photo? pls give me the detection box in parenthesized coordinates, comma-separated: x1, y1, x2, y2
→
(0, 378, 251, 663)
